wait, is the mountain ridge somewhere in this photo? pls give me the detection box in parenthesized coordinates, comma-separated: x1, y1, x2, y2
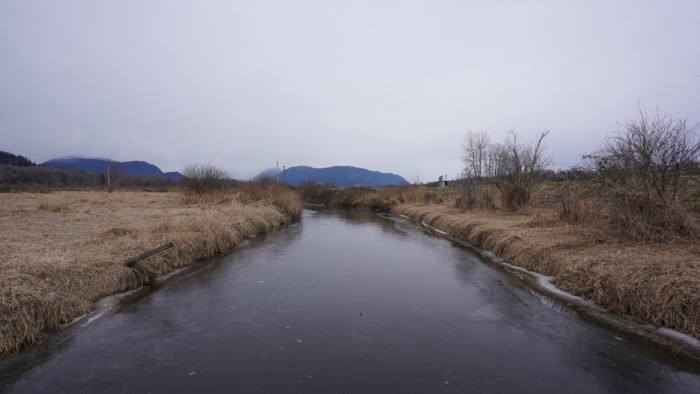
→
(258, 165, 408, 187)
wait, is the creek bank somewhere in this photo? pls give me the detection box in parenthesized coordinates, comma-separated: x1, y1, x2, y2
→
(301, 185, 699, 355)
(0, 189, 302, 356)
(399, 211, 700, 363)
(391, 204, 700, 348)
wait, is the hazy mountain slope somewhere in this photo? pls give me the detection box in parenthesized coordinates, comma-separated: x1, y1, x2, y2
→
(259, 165, 408, 187)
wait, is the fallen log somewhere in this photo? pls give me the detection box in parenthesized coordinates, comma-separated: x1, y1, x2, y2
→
(125, 242, 174, 267)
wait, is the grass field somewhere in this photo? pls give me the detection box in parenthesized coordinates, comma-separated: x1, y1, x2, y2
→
(0, 187, 301, 355)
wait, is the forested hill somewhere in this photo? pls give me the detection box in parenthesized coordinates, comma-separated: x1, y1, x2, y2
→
(43, 157, 182, 180)
(0, 151, 35, 167)
(258, 165, 408, 187)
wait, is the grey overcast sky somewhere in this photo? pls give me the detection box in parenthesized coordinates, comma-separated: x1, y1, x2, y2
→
(1, 0, 698, 180)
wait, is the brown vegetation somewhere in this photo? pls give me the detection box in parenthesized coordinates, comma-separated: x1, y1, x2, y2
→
(0, 185, 301, 355)
(37, 200, 73, 213)
(454, 184, 497, 211)
(461, 129, 550, 211)
(180, 163, 228, 196)
(301, 184, 443, 211)
(584, 110, 700, 241)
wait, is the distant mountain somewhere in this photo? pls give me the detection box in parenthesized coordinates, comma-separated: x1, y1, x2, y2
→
(0, 151, 35, 167)
(43, 157, 182, 180)
(259, 165, 408, 187)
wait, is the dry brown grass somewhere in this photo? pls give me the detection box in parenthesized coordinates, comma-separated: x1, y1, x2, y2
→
(300, 184, 442, 211)
(454, 184, 498, 211)
(0, 188, 301, 355)
(37, 200, 72, 213)
(557, 190, 590, 224)
(535, 179, 699, 242)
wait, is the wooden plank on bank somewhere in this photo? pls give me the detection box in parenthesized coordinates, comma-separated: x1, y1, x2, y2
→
(126, 242, 174, 267)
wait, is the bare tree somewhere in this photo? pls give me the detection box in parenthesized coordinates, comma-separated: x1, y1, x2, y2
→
(502, 130, 550, 185)
(107, 162, 124, 192)
(458, 131, 490, 210)
(181, 163, 228, 196)
(497, 130, 550, 210)
(485, 142, 507, 178)
(462, 130, 490, 180)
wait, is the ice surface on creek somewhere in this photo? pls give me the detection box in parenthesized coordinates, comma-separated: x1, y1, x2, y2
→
(2, 208, 698, 394)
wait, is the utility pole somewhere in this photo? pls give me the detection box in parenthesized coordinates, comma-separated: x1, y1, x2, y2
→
(276, 161, 279, 181)
(107, 159, 111, 191)
(283, 165, 286, 183)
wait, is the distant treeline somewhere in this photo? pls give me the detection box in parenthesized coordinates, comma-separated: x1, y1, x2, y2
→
(0, 165, 176, 191)
(0, 151, 36, 167)
(424, 167, 594, 188)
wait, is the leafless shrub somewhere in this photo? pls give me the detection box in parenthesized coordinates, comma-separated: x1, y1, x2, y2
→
(457, 131, 488, 210)
(586, 109, 700, 240)
(458, 131, 489, 209)
(454, 178, 497, 211)
(463, 130, 490, 180)
(589, 109, 699, 202)
(558, 190, 583, 224)
(497, 130, 550, 211)
(497, 184, 525, 211)
(455, 130, 499, 210)
(613, 194, 697, 240)
(180, 163, 228, 196)
(477, 187, 497, 210)
(454, 177, 478, 210)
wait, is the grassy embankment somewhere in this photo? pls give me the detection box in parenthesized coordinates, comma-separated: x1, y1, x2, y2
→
(301, 181, 700, 340)
(0, 184, 301, 355)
